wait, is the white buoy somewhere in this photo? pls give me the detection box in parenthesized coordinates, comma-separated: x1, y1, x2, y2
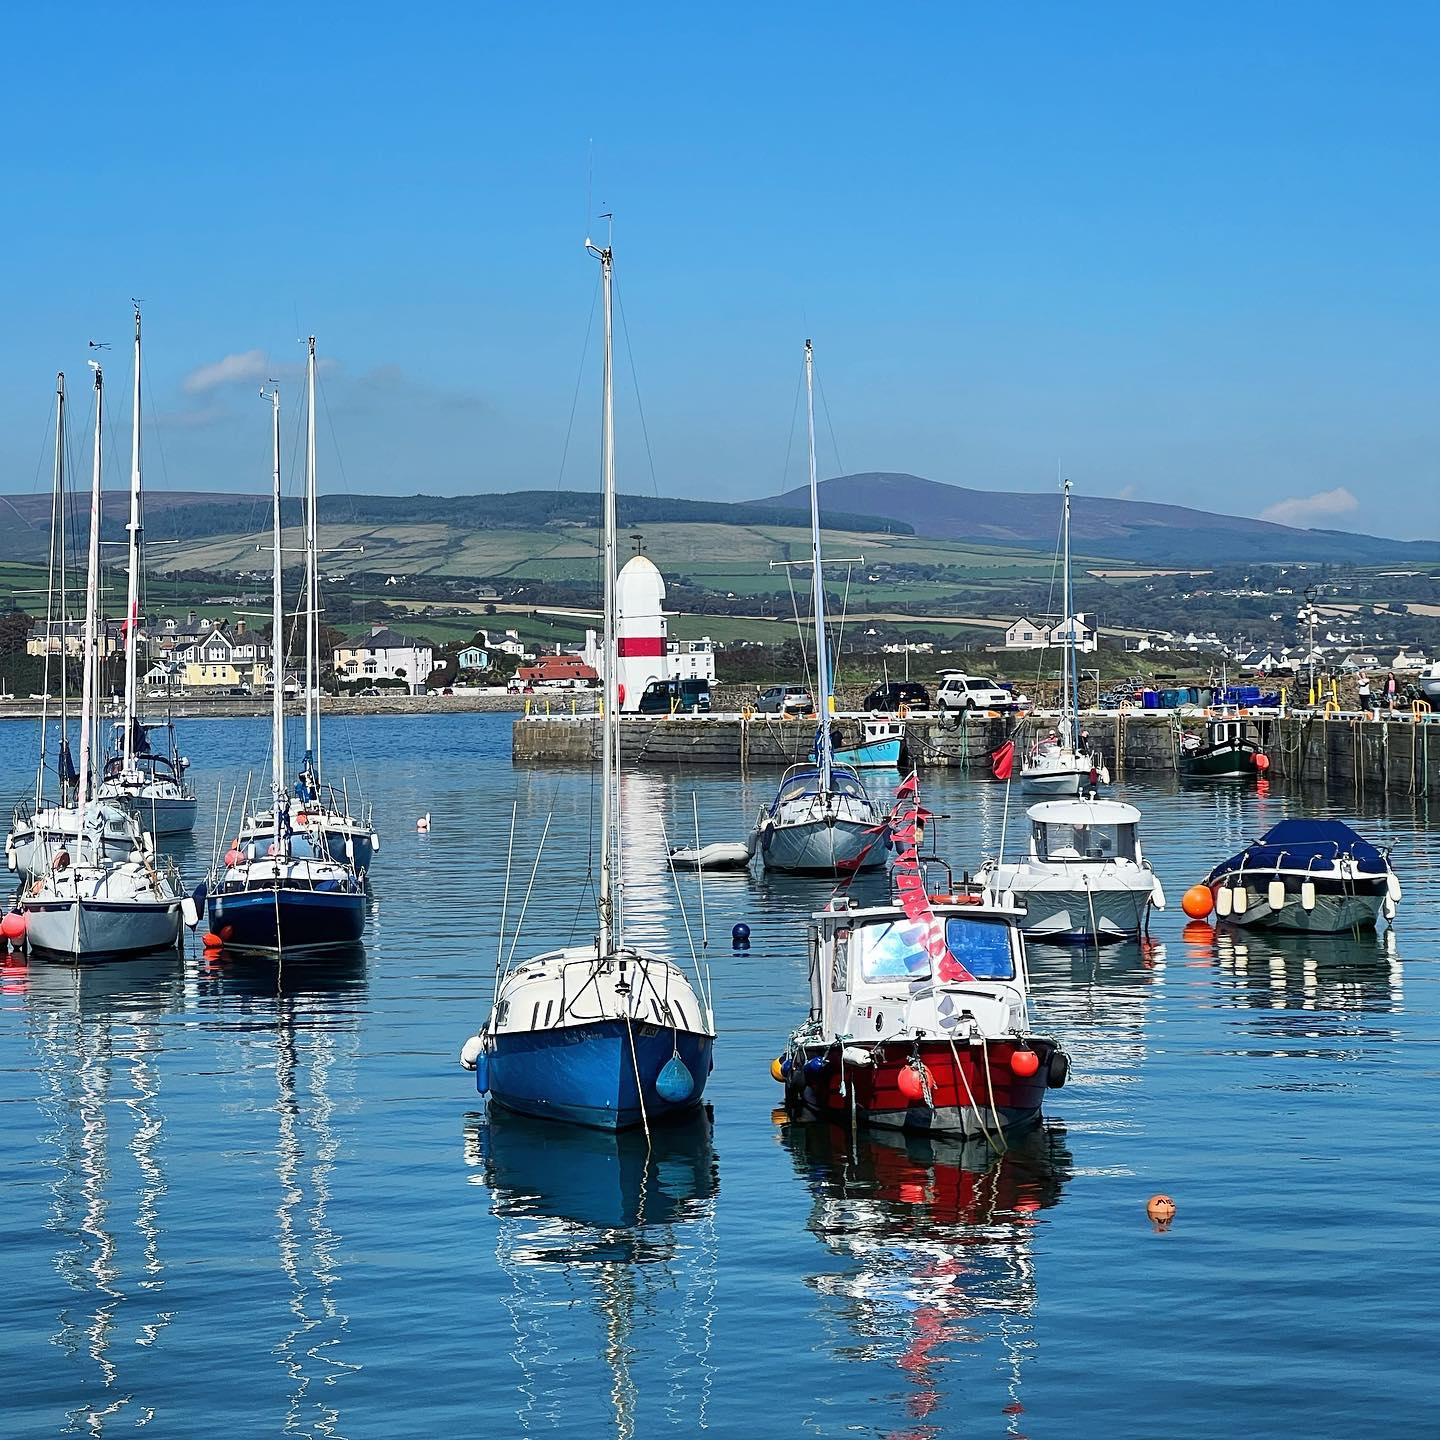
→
(417, 813, 431, 833)
(459, 1035, 483, 1071)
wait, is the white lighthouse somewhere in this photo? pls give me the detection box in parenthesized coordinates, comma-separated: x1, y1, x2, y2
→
(583, 553, 716, 710)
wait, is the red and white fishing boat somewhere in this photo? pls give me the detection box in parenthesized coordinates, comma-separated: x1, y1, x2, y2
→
(778, 776, 1068, 1139)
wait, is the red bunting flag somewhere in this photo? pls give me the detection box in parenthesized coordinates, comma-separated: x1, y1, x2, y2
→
(991, 739, 1015, 780)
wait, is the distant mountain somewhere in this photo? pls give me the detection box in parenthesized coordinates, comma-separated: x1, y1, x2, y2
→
(759, 472, 1440, 565)
(0, 487, 912, 563)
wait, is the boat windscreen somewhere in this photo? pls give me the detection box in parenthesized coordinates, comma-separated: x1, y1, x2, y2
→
(1036, 820, 1136, 862)
(855, 915, 1015, 983)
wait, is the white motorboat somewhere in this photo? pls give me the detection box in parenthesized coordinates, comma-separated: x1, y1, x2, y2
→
(978, 798, 1165, 944)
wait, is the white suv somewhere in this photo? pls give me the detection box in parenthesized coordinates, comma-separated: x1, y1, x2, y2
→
(935, 672, 1018, 712)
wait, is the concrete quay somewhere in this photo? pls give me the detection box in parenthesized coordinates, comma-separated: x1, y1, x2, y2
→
(513, 707, 1440, 798)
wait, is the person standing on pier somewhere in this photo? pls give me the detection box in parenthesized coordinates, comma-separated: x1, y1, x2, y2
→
(1385, 671, 1398, 711)
(1358, 675, 1372, 716)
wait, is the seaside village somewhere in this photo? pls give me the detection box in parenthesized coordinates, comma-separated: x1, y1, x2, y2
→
(23, 545, 1433, 711)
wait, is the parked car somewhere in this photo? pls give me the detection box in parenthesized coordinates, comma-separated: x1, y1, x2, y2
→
(637, 677, 712, 714)
(358, 686, 383, 696)
(862, 680, 930, 712)
(756, 685, 815, 715)
(935, 672, 1018, 712)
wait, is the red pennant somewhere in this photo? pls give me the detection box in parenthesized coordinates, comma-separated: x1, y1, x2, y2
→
(991, 739, 1015, 780)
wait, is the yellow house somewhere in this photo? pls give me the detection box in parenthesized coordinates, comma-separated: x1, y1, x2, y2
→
(184, 660, 245, 689)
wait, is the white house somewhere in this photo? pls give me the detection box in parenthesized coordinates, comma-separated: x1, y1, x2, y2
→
(666, 636, 716, 683)
(1003, 617, 1048, 650)
(334, 624, 434, 694)
(1049, 613, 1098, 654)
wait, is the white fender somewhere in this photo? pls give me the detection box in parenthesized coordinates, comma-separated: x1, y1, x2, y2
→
(1383, 895, 1396, 921)
(841, 1046, 873, 1066)
(1386, 873, 1402, 902)
(1216, 885, 1233, 918)
(1300, 880, 1317, 911)
(371, 832, 381, 853)
(1150, 876, 1166, 910)
(459, 1035, 483, 1072)
(181, 896, 200, 928)
(1233, 886, 1249, 914)
(1268, 879, 1286, 910)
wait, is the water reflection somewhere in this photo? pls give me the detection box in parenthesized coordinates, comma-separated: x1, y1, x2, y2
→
(17, 953, 184, 1434)
(196, 946, 367, 1436)
(1177, 924, 1406, 1057)
(781, 1119, 1072, 1438)
(463, 1110, 719, 1438)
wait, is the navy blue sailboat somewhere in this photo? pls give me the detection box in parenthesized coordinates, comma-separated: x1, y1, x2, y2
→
(459, 236, 715, 1131)
(235, 337, 377, 873)
(206, 384, 365, 956)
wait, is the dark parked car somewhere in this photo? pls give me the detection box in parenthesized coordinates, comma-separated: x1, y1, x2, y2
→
(862, 680, 930, 712)
(637, 678, 712, 714)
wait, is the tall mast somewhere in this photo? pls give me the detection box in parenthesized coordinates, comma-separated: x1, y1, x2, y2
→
(122, 305, 144, 771)
(805, 340, 832, 792)
(304, 336, 318, 772)
(77, 365, 104, 817)
(36, 373, 66, 807)
(265, 385, 285, 847)
(1060, 476, 1075, 748)
(587, 233, 617, 957)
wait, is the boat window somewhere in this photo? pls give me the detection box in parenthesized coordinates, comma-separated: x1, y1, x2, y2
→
(1036, 820, 1136, 862)
(830, 771, 866, 799)
(943, 917, 1015, 980)
(777, 771, 821, 803)
(830, 930, 849, 991)
(856, 920, 933, 982)
(855, 916, 1017, 983)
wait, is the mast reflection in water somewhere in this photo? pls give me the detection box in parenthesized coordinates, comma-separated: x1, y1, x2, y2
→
(15, 954, 185, 1434)
(196, 946, 368, 1437)
(463, 1109, 719, 1438)
(782, 1118, 1072, 1438)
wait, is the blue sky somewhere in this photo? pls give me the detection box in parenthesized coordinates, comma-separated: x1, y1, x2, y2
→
(3, 3, 1437, 537)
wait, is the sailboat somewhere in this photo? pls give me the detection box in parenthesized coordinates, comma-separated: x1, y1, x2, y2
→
(1018, 478, 1108, 796)
(96, 307, 198, 837)
(458, 235, 715, 1131)
(7, 372, 140, 882)
(750, 341, 887, 876)
(204, 385, 366, 956)
(21, 361, 185, 960)
(235, 337, 378, 873)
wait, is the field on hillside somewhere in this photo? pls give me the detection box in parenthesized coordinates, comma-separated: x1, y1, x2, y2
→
(144, 520, 1100, 587)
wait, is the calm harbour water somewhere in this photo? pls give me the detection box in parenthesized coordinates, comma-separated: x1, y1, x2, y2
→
(1, 711, 1436, 1437)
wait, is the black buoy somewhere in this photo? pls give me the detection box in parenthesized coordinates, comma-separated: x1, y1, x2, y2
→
(732, 922, 751, 948)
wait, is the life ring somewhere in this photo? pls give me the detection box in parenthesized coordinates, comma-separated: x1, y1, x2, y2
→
(928, 893, 981, 905)
(617, 682, 625, 707)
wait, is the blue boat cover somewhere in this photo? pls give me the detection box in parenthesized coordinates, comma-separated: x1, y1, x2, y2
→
(1209, 819, 1386, 879)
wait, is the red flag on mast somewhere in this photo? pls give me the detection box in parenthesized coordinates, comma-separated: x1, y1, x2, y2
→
(991, 739, 1015, 781)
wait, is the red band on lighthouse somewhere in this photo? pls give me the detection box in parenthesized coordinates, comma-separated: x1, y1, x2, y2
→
(617, 636, 665, 658)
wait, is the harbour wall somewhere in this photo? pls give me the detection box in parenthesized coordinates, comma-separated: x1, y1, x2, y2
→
(512, 708, 1440, 798)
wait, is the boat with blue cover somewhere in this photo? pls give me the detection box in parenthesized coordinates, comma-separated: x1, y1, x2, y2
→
(204, 383, 366, 957)
(458, 236, 714, 1132)
(1205, 819, 1399, 933)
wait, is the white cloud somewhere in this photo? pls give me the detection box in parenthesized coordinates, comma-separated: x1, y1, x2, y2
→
(1259, 487, 1359, 528)
(182, 349, 269, 394)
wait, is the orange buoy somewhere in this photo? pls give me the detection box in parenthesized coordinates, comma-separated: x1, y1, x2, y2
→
(1181, 884, 1214, 919)
(1182, 919, 1215, 944)
(1253, 752, 1271, 771)
(769, 1057, 786, 1082)
(0, 911, 27, 942)
(1147, 1194, 1177, 1225)
(224, 848, 242, 867)
(896, 1062, 931, 1101)
(1009, 1047, 1041, 1078)
(202, 932, 224, 949)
